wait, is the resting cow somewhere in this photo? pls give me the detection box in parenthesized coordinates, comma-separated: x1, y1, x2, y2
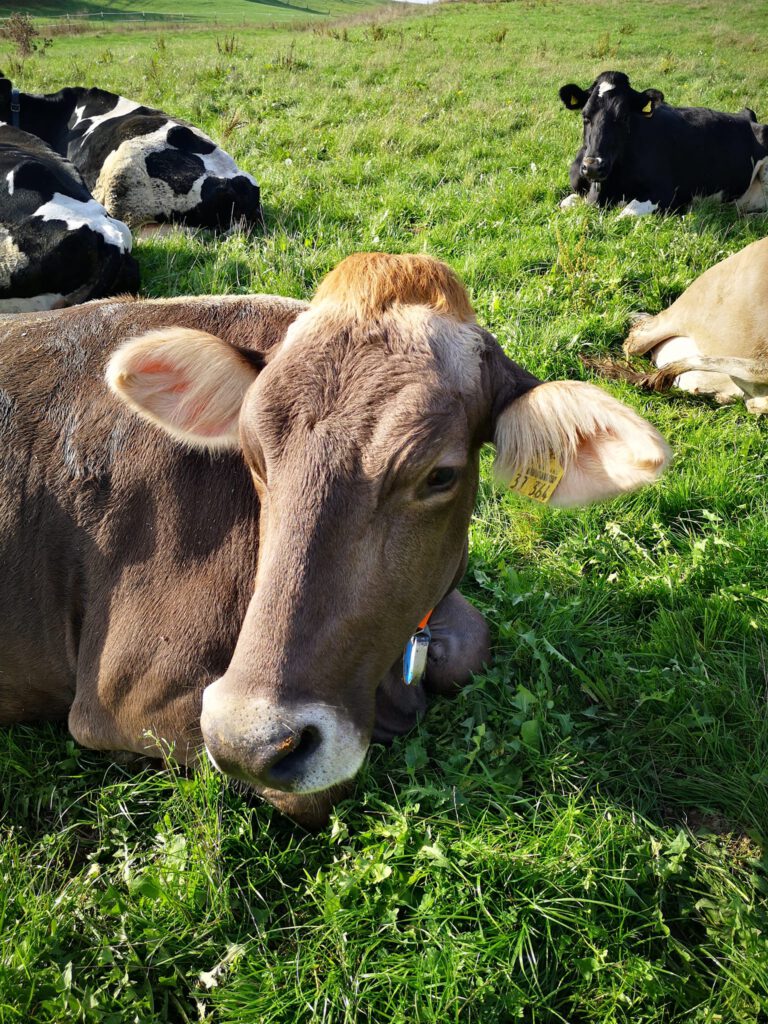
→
(616, 238, 768, 414)
(0, 125, 138, 313)
(0, 74, 262, 231)
(0, 253, 670, 826)
(559, 70, 768, 216)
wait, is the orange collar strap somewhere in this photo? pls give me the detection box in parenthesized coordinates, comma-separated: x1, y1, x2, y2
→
(417, 609, 433, 631)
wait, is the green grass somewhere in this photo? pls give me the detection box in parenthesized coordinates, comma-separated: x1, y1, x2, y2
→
(3, 0, 768, 1020)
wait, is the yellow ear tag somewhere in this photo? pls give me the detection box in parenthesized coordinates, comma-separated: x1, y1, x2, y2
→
(569, 95, 579, 107)
(509, 456, 564, 504)
(642, 100, 653, 114)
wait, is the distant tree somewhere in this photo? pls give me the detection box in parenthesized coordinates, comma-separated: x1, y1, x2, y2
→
(1, 12, 52, 59)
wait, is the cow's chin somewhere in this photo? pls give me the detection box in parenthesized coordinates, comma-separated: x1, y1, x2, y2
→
(255, 781, 354, 830)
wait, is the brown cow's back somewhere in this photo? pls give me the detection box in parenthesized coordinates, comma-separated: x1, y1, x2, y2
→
(0, 295, 305, 734)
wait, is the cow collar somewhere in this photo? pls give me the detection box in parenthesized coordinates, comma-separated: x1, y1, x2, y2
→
(402, 609, 433, 686)
(10, 87, 20, 129)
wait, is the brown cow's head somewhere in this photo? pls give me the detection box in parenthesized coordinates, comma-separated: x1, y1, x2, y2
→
(107, 253, 669, 816)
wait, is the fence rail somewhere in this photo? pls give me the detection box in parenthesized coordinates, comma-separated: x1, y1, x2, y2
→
(4, 11, 202, 23)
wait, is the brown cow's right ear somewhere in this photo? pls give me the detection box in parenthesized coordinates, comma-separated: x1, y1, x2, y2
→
(559, 84, 590, 110)
(107, 327, 263, 450)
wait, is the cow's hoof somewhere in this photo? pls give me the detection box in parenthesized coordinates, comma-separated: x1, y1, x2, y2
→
(746, 396, 768, 416)
(623, 316, 655, 355)
(425, 590, 491, 695)
(618, 199, 658, 218)
(559, 193, 581, 209)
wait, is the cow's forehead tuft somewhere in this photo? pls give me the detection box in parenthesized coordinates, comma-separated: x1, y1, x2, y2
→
(594, 70, 631, 90)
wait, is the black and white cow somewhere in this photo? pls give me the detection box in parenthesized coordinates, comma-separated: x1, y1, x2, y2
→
(0, 125, 138, 313)
(0, 76, 263, 232)
(559, 70, 768, 216)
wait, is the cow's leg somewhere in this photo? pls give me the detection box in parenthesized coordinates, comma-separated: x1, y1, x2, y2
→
(425, 590, 491, 695)
(624, 313, 686, 357)
(560, 159, 590, 208)
(746, 395, 768, 415)
(372, 668, 428, 744)
(648, 354, 768, 408)
(649, 336, 745, 402)
(618, 198, 659, 218)
(735, 158, 768, 213)
(371, 590, 490, 743)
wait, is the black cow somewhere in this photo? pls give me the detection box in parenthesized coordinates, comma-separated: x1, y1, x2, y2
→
(0, 125, 138, 313)
(559, 70, 768, 216)
(0, 76, 263, 232)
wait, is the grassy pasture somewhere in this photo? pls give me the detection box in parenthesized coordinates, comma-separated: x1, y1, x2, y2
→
(3, 0, 768, 1020)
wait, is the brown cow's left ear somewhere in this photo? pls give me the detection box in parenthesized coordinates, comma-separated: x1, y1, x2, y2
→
(107, 327, 263, 450)
(634, 88, 664, 117)
(493, 380, 670, 506)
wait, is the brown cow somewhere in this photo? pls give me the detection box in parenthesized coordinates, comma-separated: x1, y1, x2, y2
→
(0, 254, 670, 826)
(620, 237, 768, 414)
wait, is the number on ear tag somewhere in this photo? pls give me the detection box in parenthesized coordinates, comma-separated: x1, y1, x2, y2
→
(508, 455, 564, 504)
(403, 627, 431, 686)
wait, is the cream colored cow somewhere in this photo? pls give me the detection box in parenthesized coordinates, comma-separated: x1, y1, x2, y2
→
(624, 237, 768, 414)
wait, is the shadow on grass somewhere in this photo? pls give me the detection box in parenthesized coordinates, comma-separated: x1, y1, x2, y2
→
(243, 0, 330, 12)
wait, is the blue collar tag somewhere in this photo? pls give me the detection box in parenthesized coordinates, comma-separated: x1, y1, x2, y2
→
(403, 625, 431, 686)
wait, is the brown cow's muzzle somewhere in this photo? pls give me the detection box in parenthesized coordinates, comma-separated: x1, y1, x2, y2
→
(200, 683, 369, 794)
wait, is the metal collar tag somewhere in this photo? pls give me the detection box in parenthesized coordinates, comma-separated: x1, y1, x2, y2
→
(403, 625, 431, 686)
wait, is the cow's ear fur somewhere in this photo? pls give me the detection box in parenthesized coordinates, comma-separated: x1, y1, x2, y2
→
(493, 380, 670, 506)
(107, 327, 263, 450)
(559, 84, 590, 110)
(633, 88, 664, 117)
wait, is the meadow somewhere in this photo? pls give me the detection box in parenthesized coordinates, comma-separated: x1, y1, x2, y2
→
(2, 0, 768, 1020)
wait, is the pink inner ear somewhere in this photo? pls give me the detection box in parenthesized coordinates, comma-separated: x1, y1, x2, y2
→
(135, 356, 189, 395)
(135, 357, 177, 375)
(184, 397, 233, 436)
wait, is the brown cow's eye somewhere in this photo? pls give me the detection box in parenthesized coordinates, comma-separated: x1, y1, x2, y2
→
(426, 466, 459, 492)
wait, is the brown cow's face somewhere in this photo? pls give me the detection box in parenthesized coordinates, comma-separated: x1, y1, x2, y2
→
(202, 307, 487, 793)
(107, 253, 670, 807)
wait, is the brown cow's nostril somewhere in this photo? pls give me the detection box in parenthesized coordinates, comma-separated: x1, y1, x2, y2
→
(266, 725, 322, 785)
